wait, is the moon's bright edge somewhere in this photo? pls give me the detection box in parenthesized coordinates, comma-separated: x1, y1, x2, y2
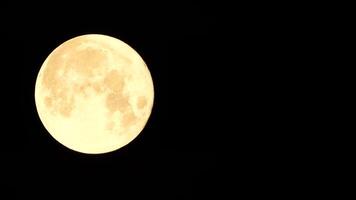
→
(34, 34, 154, 154)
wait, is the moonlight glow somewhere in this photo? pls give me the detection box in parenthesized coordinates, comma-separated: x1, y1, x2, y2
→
(34, 34, 154, 154)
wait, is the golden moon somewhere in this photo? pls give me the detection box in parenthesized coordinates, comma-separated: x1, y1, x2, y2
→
(34, 34, 154, 154)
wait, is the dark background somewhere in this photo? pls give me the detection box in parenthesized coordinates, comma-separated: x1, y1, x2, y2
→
(2, 1, 221, 199)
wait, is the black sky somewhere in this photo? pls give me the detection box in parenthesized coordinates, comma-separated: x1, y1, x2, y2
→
(2, 1, 220, 199)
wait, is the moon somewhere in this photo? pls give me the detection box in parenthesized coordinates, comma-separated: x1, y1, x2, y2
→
(34, 34, 154, 154)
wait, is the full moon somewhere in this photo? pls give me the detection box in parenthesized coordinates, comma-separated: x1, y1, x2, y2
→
(35, 34, 154, 154)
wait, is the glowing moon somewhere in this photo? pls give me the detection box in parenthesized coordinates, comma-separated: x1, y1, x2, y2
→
(35, 34, 154, 154)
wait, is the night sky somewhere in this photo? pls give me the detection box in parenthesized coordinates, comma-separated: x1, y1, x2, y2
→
(2, 1, 220, 199)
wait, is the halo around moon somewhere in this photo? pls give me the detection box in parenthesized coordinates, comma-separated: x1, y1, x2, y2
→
(34, 34, 154, 154)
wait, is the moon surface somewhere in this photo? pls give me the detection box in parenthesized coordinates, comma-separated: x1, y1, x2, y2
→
(35, 34, 154, 154)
